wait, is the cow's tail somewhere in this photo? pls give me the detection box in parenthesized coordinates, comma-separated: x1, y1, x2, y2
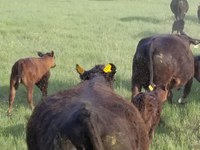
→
(148, 43, 156, 91)
(11, 61, 22, 90)
(58, 106, 104, 150)
(82, 109, 104, 150)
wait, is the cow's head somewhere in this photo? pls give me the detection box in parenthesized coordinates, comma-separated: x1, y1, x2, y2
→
(76, 63, 116, 83)
(37, 51, 56, 68)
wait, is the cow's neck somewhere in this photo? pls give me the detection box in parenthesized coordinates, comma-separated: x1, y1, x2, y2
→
(90, 75, 113, 88)
(38, 57, 53, 73)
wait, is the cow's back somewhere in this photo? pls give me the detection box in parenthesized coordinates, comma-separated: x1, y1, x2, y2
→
(151, 35, 194, 87)
(17, 58, 47, 83)
(27, 79, 149, 150)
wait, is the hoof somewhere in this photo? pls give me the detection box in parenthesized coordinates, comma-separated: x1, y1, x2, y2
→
(178, 98, 187, 104)
(7, 110, 12, 116)
(178, 98, 182, 103)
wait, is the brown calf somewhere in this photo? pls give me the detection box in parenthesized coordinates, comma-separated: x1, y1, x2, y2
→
(8, 51, 56, 115)
(132, 85, 168, 143)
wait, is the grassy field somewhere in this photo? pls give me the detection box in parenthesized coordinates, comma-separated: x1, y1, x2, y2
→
(0, 0, 200, 149)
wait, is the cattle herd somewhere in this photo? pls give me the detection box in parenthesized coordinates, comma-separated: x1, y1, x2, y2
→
(4, 0, 200, 150)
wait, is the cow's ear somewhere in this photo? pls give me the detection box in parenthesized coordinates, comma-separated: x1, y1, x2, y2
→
(50, 51, 54, 57)
(148, 85, 154, 91)
(76, 64, 85, 75)
(103, 63, 116, 74)
(103, 64, 112, 73)
(37, 52, 43, 57)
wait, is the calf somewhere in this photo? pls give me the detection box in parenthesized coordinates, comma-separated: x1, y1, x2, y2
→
(26, 63, 150, 150)
(132, 85, 168, 143)
(8, 51, 56, 115)
(170, 0, 189, 20)
(132, 33, 200, 103)
(171, 19, 185, 34)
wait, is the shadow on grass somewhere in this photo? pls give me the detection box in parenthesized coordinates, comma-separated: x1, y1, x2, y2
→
(0, 78, 77, 113)
(120, 16, 161, 24)
(185, 15, 199, 24)
(115, 76, 132, 91)
(2, 123, 25, 138)
(133, 30, 158, 39)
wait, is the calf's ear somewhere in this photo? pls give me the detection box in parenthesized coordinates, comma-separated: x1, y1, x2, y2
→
(37, 52, 43, 57)
(76, 64, 85, 75)
(50, 51, 54, 57)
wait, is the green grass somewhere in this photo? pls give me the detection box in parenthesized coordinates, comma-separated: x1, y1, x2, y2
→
(0, 0, 200, 149)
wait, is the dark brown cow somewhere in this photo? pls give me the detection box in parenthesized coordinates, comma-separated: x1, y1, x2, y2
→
(132, 85, 168, 143)
(170, 0, 189, 20)
(8, 51, 56, 115)
(132, 33, 200, 103)
(26, 63, 150, 150)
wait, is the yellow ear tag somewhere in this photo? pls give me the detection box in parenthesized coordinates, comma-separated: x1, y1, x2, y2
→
(103, 64, 112, 73)
(148, 85, 154, 91)
(76, 64, 85, 75)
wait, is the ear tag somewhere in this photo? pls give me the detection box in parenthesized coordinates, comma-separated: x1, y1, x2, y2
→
(103, 64, 112, 73)
(148, 85, 154, 91)
(76, 65, 85, 75)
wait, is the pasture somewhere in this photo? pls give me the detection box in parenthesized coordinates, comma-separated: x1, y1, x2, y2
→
(0, 0, 200, 149)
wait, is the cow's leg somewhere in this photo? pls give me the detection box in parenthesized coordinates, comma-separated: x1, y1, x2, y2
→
(178, 78, 193, 104)
(36, 79, 48, 97)
(167, 90, 173, 104)
(27, 86, 34, 110)
(8, 80, 17, 115)
(36, 73, 50, 98)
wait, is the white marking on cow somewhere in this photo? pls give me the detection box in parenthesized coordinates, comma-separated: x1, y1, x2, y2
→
(178, 98, 182, 103)
(105, 135, 117, 146)
(155, 53, 163, 63)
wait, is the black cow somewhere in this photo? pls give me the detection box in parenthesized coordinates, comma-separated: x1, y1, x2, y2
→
(197, 5, 200, 23)
(27, 63, 150, 150)
(131, 33, 200, 103)
(170, 0, 189, 20)
(171, 19, 185, 34)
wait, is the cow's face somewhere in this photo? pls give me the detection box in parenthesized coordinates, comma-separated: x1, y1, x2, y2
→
(76, 63, 116, 82)
(37, 51, 56, 68)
